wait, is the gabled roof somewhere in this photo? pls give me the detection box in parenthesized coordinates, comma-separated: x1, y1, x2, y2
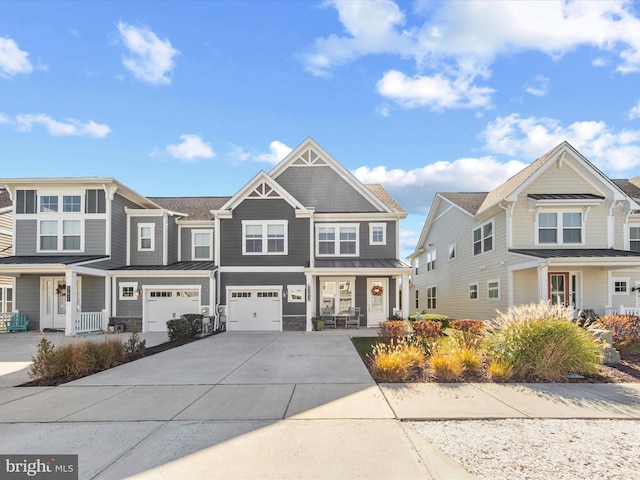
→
(612, 179, 640, 201)
(216, 170, 309, 214)
(149, 196, 230, 221)
(0, 189, 11, 210)
(365, 184, 406, 215)
(269, 137, 395, 214)
(438, 192, 488, 215)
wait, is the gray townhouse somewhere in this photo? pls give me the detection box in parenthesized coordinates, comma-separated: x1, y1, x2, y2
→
(0, 138, 410, 334)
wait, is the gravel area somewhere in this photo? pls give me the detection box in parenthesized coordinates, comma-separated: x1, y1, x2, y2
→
(409, 419, 640, 480)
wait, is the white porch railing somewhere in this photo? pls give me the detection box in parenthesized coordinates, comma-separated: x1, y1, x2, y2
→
(604, 305, 640, 316)
(0, 312, 11, 332)
(75, 311, 105, 334)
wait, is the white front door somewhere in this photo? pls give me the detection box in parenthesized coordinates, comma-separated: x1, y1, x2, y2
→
(41, 277, 82, 330)
(367, 278, 388, 327)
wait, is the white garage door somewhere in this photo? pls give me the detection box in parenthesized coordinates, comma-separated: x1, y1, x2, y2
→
(227, 288, 281, 331)
(145, 288, 201, 332)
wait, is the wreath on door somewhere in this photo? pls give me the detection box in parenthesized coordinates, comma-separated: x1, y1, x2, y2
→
(371, 285, 384, 296)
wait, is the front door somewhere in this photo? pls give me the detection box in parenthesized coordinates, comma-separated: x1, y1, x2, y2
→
(41, 277, 82, 330)
(548, 273, 569, 307)
(367, 278, 388, 327)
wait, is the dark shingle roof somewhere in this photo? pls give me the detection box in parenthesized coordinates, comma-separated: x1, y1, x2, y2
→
(612, 179, 640, 200)
(509, 249, 640, 259)
(0, 189, 11, 209)
(148, 197, 230, 221)
(439, 192, 489, 215)
(365, 184, 406, 215)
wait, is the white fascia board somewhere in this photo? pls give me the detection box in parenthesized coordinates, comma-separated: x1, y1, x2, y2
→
(110, 270, 214, 278)
(0, 228, 12, 236)
(124, 208, 188, 217)
(304, 267, 411, 276)
(219, 171, 308, 213)
(313, 212, 402, 221)
(547, 257, 640, 268)
(69, 265, 109, 277)
(0, 207, 12, 214)
(175, 219, 215, 226)
(219, 266, 305, 273)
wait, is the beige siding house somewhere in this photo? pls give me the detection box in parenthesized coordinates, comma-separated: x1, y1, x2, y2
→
(409, 142, 640, 321)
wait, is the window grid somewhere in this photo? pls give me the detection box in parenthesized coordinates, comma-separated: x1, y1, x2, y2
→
(631, 227, 640, 252)
(316, 224, 359, 257)
(426, 286, 436, 309)
(473, 221, 493, 256)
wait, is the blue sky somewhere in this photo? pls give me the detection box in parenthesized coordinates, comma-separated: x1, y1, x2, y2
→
(3, 1, 640, 260)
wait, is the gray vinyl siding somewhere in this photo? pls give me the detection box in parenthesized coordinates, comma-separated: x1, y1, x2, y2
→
(115, 276, 211, 317)
(15, 275, 40, 330)
(167, 218, 179, 264)
(15, 220, 37, 255)
(275, 165, 379, 213)
(0, 211, 12, 258)
(109, 194, 139, 268)
(129, 217, 164, 265)
(180, 227, 215, 261)
(81, 276, 105, 312)
(219, 199, 309, 266)
(85, 219, 106, 255)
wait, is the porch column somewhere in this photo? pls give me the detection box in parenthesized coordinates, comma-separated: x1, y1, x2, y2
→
(65, 270, 77, 336)
(401, 273, 409, 320)
(305, 273, 313, 332)
(538, 265, 549, 303)
(104, 275, 112, 331)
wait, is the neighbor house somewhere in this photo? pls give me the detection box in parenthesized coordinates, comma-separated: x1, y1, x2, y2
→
(0, 188, 13, 316)
(409, 141, 640, 321)
(0, 138, 409, 334)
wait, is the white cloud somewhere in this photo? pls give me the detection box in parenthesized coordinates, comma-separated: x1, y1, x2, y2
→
(481, 113, 640, 173)
(376, 69, 493, 110)
(0, 37, 32, 78)
(629, 100, 640, 119)
(353, 155, 526, 215)
(302, 1, 640, 110)
(116, 21, 179, 85)
(255, 141, 293, 164)
(165, 134, 214, 161)
(524, 74, 550, 96)
(226, 140, 293, 165)
(4, 113, 111, 138)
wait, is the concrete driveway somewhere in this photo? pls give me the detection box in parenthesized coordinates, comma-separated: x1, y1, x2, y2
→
(0, 331, 473, 480)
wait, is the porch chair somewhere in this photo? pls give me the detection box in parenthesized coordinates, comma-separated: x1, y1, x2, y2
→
(345, 307, 360, 329)
(321, 307, 336, 328)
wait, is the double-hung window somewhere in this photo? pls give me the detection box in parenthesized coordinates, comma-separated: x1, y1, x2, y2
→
(36, 191, 85, 252)
(369, 223, 386, 245)
(138, 224, 155, 251)
(488, 279, 500, 300)
(192, 230, 212, 260)
(316, 224, 359, 256)
(426, 286, 436, 309)
(631, 227, 640, 252)
(537, 211, 583, 244)
(426, 249, 436, 271)
(473, 221, 493, 255)
(243, 221, 287, 255)
(0, 286, 13, 313)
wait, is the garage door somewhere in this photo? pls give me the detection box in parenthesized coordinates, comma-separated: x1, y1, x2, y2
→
(227, 288, 281, 331)
(146, 288, 201, 332)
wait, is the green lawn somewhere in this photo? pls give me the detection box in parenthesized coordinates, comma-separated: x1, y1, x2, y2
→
(351, 336, 379, 355)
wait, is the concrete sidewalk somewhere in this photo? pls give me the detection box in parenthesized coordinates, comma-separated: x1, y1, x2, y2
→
(1, 331, 639, 479)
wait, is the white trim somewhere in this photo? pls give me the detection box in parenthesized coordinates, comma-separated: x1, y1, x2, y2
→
(369, 223, 386, 245)
(612, 277, 631, 295)
(287, 285, 305, 303)
(313, 212, 402, 221)
(535, 209, 586, 246)
(163, 215, 168, 266)
(315, 223, 360, 257)
(36, 217, 84, 253)
(469, 282, 479, 301)
(319, 276, 356, 314)
(472, 218, 494, 256)
(192, 229, 213, 261)
(138, 223, 155, 251)
(220, 266, 304, 273)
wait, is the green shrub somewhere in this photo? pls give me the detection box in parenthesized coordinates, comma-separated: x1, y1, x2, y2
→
(369, 338, 424, 382)
(167, 314, 203, 342)
(485, 302, 602, 381)
(450, 319, 485, 349)
(378, 320, 407, 342)
(415, 313, 450, 329)
(412, 320, 443, 356)
(596, 315, 640, 353)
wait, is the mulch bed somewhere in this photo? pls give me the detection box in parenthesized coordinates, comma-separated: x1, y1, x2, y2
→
(20, 338, 199, 387)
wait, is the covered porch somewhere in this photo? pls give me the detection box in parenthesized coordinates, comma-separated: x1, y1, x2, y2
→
(304, 259, 410, 331)
(509, 248, 640, 316)
(0, 256, 110, 335)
